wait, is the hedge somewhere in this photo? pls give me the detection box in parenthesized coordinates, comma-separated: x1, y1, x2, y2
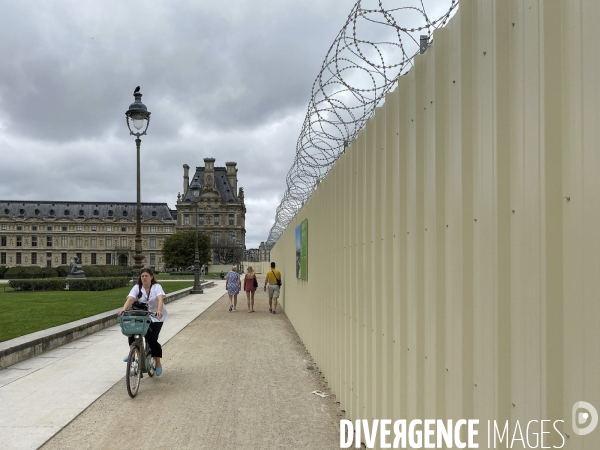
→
(8, 279, 66, 291)
(9, 277, 130, 291)
(4, 267, 59, 279)
(1, 266, 133, 279)
(57, 265, 133, 278)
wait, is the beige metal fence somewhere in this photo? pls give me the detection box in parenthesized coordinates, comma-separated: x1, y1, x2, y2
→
(270, 0, 600, 447)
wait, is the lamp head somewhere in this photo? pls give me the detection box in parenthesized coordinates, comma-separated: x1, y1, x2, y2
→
(190, 178, 202, 199)
(125, 89, 151, 136)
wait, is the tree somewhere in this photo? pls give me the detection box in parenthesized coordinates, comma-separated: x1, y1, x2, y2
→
(161, 231, 211, 269)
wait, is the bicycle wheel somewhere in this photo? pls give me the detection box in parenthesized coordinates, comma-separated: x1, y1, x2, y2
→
(126, 345, 142, 398)
(146, 345, 156, 377)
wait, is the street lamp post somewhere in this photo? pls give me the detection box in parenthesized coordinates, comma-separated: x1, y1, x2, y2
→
(125, 87, 151, 281)
(189, 179, 203, 294)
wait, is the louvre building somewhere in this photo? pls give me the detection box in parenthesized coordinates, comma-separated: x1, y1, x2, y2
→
(0, 201, 175, 270)
(0, 158, 247, 271)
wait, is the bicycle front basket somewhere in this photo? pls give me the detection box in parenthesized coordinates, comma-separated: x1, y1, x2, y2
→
(118, 314, 152, 337)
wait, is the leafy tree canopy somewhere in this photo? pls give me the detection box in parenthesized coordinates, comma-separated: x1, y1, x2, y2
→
(161, 231, 211, 269)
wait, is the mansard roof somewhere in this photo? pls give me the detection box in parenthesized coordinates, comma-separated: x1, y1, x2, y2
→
(182, 167, 237, 202)
(0, 201, 174, 220)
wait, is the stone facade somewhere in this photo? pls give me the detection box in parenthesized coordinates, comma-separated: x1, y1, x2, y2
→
(175, 158, 246, 265)
(258, 242, 270, 263)
(0, 201, 175, 270)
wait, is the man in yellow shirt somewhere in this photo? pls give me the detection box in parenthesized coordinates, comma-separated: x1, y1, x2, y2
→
(263, 261, 282, 314)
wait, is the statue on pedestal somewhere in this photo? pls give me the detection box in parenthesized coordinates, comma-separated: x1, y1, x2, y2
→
(67, 256, 86, 278)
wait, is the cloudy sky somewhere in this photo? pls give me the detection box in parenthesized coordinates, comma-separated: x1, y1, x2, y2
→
(0, 0, 363, 249)
(0, 0, 455, 249)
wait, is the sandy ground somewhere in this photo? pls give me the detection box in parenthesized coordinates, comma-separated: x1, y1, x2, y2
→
(41, 276, 343, 450)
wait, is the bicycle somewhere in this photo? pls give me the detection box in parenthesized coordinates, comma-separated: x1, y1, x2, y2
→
(118, 310, 157, 398)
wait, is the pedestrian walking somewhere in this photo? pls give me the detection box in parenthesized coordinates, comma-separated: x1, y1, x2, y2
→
(225, 265, 241, 312)
(243, 266, 258, 312)
(200, 264, 205, 281)
(263, 261, 282, 314)
(220, 271, 225, 280)
(118, 267, 167, 376)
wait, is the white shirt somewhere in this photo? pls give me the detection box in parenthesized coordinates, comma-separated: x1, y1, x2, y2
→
(127, 283, 168, 323)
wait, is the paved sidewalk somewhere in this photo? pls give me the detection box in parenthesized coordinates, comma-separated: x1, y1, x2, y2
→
(1, 277, 342, 449)
(0, 283, 224, 450)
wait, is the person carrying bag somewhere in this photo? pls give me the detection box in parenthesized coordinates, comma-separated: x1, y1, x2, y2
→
(263, 262, 282, 314)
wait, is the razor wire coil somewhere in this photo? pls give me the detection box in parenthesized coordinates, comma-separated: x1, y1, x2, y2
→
(266, 0, 459, 249)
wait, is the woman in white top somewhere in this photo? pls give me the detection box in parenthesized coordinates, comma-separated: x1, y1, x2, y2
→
(118, 267, 168, 376)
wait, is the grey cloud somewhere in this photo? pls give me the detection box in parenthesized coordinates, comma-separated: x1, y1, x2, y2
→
(0, 0, 357, 247)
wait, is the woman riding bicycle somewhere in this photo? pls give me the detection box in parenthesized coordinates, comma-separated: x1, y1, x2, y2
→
(118, 267, 168, 376)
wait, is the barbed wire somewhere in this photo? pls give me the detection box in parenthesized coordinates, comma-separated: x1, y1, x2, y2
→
(266, 0, 458, 249)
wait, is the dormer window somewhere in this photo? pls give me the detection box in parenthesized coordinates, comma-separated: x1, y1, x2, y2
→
(34, 209, 40, 215)
(108, 210, 113, 217)
(93, 210, 99, 216)
(79, 209, 84, 216)
(123, 211, 128, 216)
(64, 210, 70, 215)
(151, 211, 157, 217)
(49, 209, 55, 216)
(4, 209, 9, 214)
(19, 209, 24, 215)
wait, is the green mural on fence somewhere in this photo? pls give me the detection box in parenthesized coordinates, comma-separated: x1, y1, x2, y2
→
(295, 219, 308, 280)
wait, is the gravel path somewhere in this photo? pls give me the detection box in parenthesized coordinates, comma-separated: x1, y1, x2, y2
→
(41, 276, 342, 450)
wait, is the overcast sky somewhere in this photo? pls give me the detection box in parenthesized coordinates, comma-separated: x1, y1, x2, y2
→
(0, 0, 363, 249)
(0, 0, 454, 249)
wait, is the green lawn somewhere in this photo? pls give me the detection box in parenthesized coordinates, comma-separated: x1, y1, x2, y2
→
(154, 272, 195, 279)
(0, 281, 194, 343)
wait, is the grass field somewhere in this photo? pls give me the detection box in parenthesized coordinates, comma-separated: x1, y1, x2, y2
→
(0, 281, 194, 343)
(154, 272, 223, 279)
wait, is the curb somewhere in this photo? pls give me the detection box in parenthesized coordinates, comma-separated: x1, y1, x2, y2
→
(0, 282, 214, 369)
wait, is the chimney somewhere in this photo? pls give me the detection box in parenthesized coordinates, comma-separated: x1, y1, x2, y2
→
(226, 161, 237, 196)
(183, 164, 190, 197)
(204, 157, 215, 173)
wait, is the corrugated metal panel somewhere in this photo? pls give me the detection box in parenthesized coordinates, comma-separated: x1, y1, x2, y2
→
(271, 0, 599, 447)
